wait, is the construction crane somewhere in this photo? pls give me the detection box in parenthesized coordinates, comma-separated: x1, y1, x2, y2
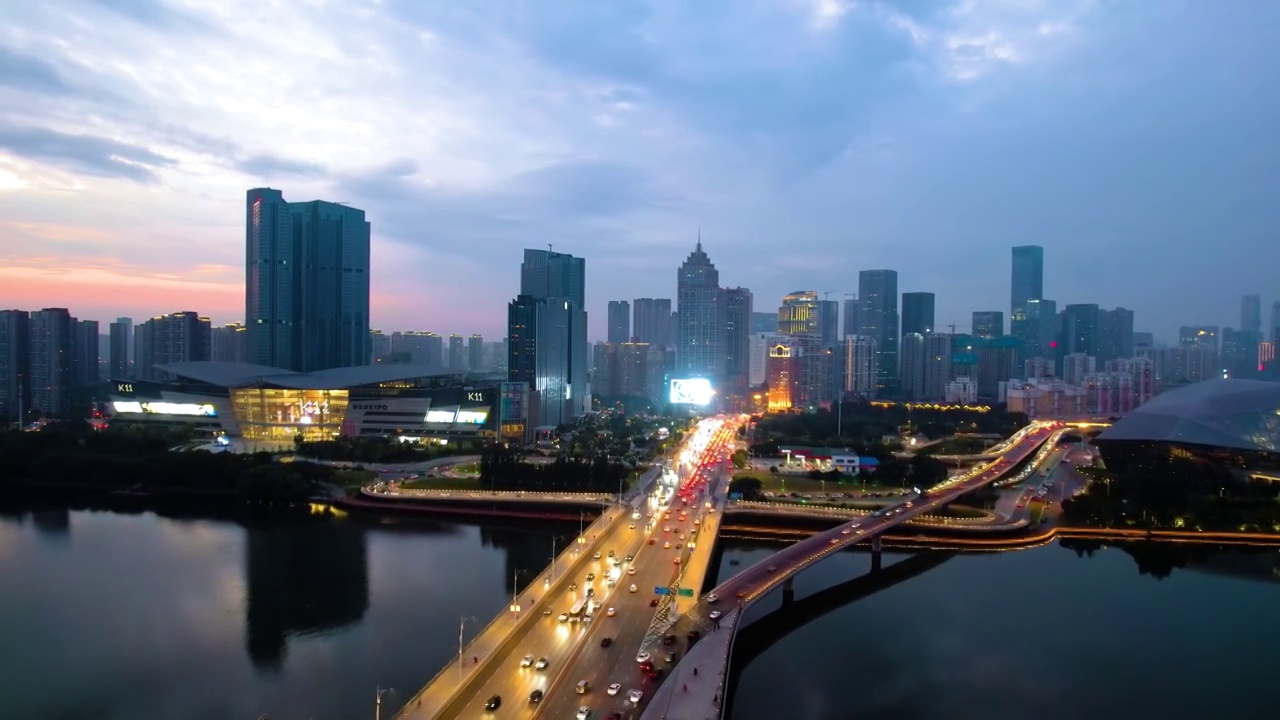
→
(946, 323, 971, 334)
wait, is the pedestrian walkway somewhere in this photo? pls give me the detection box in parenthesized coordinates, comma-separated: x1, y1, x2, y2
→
(639, 607, 739, 720)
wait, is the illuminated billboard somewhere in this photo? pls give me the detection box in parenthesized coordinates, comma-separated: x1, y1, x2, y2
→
(455, 410, 488, 424)
(112, 401, 217, 417)
(669, 378, 713, 406)
(425, 410, 457, 423)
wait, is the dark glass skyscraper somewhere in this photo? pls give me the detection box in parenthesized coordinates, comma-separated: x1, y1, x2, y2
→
(607, 300, 631, 343)
(1010, 245, 1044, 358)
(508, 249, 588, 428)
(721, 287, 753, 391)
(901, 292, 935, 337)
(857, 270, 899, 388)
(245, 188, 371, 372)
(633, 298, 673, 347)
(677, 241, 721, 379)
(971, 311, 1004, 339)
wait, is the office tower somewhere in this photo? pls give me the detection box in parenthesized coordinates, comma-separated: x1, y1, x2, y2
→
(73, 320, 99, 387)
(839, 335, 878, 398)
(509, 249, 589, 426)
(448, 334, 465, 371)
(901, 292, 935, 336)
(842, 296, 859, 338)
(900, 332, 926, 399)
(29, 308, 75, 418)
(1242, 295, 1262, 336)
(975, 336, 1020, 400)
(1220, 327, 1258, 379)
(1096, 308, 1135, 363)
(971, 311, 1004, 339)
(750, 312, 776, 334)
(633, 298, 674, 347)
(136, 312, 212, 380)
(922, 333, 954, 401)
(245, 188, 371, 372)
(1179, 326, 1220, 351)
(777, 291, 820, 335)
(1059, 304, 1100, 359)
(212, 323, 248, 363)
(607, 301, 631, 344)
(0, 310, 31, 423)
(1132, 331, 1154, 350)
(1010, 245, 1044, 356)
(857, 270, 899, 388)
(765, 341, 796, 412)
(109, 317, 131, 378)
(819, 300, 840, 345)
(1022, 299, 1057, 359)
(676, 241, 722, 379)
(468, 334, 484, 372)
(721, 287, 753, 391)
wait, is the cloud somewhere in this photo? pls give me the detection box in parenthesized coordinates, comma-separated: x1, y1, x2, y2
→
(0, 125, 176, 183)
(0, 47, 72, 95)
(85, 0, 213, 32)
(236, 154, 326, 179)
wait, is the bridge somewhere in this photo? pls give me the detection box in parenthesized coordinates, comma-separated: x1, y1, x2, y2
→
(391, 417, 1061, 720)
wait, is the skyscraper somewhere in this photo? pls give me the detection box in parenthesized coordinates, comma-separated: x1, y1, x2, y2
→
(1010, 245, 1044, 358)
(74, 320, 99, 387)
(1097, 308, 1135, 362)
(777, 291, 820, 335)
(136, 312, 212, 380)
(676, 240, 721, 379)
(633, 298, 673, 347)
(1023, 299, 1058, 361)
(448, 334, 465, 371)
(212, 323, 248, 363)
(1059, 304, 1101, 359)
(0, 310, 30, 423)
(857, 270, 899, 388)
(607, 301, 631, 343)
(468, 334, 484, 372)
(971, 311, 1003, 339)
(29, 308, 75, 418)
(1241, 295, 1262, 336)
(818, 300, 840, 345)
(901, 292, 935, 336)
(842, 296, 859, 338)
(245, 188, 371, 372)
(721, 287, 753, 391)
(509, 249, 589, 427)
(109, 317, 131, 379)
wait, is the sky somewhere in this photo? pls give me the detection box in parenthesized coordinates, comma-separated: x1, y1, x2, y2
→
(2, 0, 1278, 344)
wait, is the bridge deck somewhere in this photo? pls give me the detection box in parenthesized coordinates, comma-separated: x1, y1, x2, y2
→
(639, 607, 738, 720)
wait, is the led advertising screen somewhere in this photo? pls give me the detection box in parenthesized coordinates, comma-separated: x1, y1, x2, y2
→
(425, 409, 457, 423)
(455, 410, 488, 424)
(112, 400, 217, 417)
(669, 378, 714, 405)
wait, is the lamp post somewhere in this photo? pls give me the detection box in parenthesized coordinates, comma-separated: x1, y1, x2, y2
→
(375, 687, 393, 720)
(510, 568, 525, 617)
(457, 615, 476, 680)
(546, 536, 556, 588)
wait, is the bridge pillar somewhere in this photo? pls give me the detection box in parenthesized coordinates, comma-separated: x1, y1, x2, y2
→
(870, 535, 883, 572)
(782, 576, 795, 606)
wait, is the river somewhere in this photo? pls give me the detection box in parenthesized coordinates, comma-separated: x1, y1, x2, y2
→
(0, 508, 1277, 720)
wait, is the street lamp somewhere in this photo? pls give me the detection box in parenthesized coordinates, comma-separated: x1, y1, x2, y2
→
(375, 687, 393, 720)
(510, 568, 526, 616)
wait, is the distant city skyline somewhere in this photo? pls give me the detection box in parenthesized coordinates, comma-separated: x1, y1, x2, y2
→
(3, 2, 1279, 341)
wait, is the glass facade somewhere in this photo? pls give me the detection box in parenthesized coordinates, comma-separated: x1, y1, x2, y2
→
(231, 388, 350, 442)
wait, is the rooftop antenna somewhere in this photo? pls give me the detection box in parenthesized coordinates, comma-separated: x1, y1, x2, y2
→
(548, 243, 553, 253)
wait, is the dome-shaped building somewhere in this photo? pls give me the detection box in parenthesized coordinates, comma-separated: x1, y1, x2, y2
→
(1094, 378, 1280, 472)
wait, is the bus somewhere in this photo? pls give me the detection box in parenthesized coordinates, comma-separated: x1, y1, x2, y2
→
(568, 598, 588, 622)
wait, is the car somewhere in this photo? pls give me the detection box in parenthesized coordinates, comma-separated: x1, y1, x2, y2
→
(673, 557, 680, 564)
(627, 567, 636, 575)
(575, 707, 591, 720)
(543, 609, 552, 616)
(706, 593, 719, 603)
(649, 598, 659, 606)
(593, 552, 602, 559)
(521, 654, 535, 667)
(629, 584, 637, 592)
(569, 583, 578, 591)
(485, 694, 501, 711)
(663, 541, 671, 549)
(840, 528, 851, 535)
(636, 651, 651, 663)
(529, 689, 544, 704)
(625, 555, 633, 562)
(661, 634, 675, 646)
(767, 565, 777, 572)
(709, 610, 722, 620)
(575, 680, 590, 694)
(607, 683, 622, 696)
(607, 607, 616, 617)
(629, 689, 644, 703)
(586, 572, 595, 581)
(608, 549, 615, 557)
(558, 613, 569, 622)
(648, 538, 655, 545)
(829, 538, 840, 545)
(535, 657, 550, 670)
(606, 578, 617, 588)
(629, 523, 636, 529)
(601, 637, 613, 648)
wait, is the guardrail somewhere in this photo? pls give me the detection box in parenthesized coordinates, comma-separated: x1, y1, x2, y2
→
(727, 500, 995, 525)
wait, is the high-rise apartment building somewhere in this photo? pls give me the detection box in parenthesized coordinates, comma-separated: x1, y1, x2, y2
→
(1241, 295, 1262, 336)
(74, 320, 99, 387)
(838, 335, 878, 398)
(1059, 304, 1100, 359)
(1097, 308, 1135, 363)
(136, 312, 212, 381)
(633, 298, 674, 347)
(901, 292, 935, 337)
(842, 296, 859, 338)
(448, 334, 465, 371)
(748, 332, 782, 387)
(819, 300, 840, 345)
(900, 332, 926, 399)
(676, 241, 721, 379)
(0, 310, 31, 423)
(468, 334, 484, 372)
(1179, 326, 1220, 351)
(922, 333, 954, 401)
(212, 323, 248, 363)
(29, 308, 75, 418)
(607, 301, 631, 344)
(390, 331, 442, 368)
(857, 270, 899, 389)
(109, 317, 131, 378)
(1010, 245, 1044, 358)
(245, 187, 371, 372)
(1023, 299, 1058, 360)
(721, 287, 753, 391)
(508, 249, 589, 429)
(971, 311, 1003, 339)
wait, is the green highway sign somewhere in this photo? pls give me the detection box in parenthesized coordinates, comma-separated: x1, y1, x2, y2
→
(678, 588, 694, 597)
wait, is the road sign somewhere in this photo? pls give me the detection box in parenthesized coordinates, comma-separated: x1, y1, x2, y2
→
(653, 587, 671, 595)
(678, 588, 694, 597)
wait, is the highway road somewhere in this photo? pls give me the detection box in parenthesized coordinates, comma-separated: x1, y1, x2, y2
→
(532, 418, 742, 720)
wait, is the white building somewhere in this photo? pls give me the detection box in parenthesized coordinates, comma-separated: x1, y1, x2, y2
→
(944, 376, 978, 404)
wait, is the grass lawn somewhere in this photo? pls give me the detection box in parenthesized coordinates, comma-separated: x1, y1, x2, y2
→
(400, 477, 485, 491)
(451, 461, 480, 475)
(332, 469, 377, 490)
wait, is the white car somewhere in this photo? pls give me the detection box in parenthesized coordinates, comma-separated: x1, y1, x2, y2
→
(629, 689, 644, 703)
(520, 654, 534, 667)
(576, 707, 591, 720)
(709, 610, 722, 620)
(593, 552, 602, 559)
(629, 584, 638, 593)
(607, 683, 622, 696)
(636, 651, 651, 663)
(558, 613, 569, 622)
(628, 567, 636, 575)
(535, 657, 550, 670)
(706, 593, 719, 603)
(607, 607, 616, 617)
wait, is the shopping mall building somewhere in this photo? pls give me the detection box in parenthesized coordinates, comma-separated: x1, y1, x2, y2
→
(104, 361, 528, 444)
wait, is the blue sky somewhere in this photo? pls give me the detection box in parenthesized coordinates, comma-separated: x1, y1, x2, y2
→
(1, 0, 1277, 342)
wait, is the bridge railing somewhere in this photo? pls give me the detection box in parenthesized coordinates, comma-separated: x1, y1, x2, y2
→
(716, 606, 744, 720)
(727, 500, 994, 525)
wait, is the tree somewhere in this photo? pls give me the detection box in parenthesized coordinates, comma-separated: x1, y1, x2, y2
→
(728, 476, 764, 501)
(731, 449, 748, 469)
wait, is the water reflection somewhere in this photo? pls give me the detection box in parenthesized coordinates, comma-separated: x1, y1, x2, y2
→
(1060, 538, 1280, 582)
(31, 507, 70, 536)
(244, 519, 369, 669)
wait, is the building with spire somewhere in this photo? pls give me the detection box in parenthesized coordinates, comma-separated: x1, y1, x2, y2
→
(676, 237, 722, 380)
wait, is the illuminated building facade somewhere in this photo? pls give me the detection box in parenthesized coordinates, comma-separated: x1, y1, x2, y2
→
(104, 361, 515, 445)
(765, 343, 796, 412)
